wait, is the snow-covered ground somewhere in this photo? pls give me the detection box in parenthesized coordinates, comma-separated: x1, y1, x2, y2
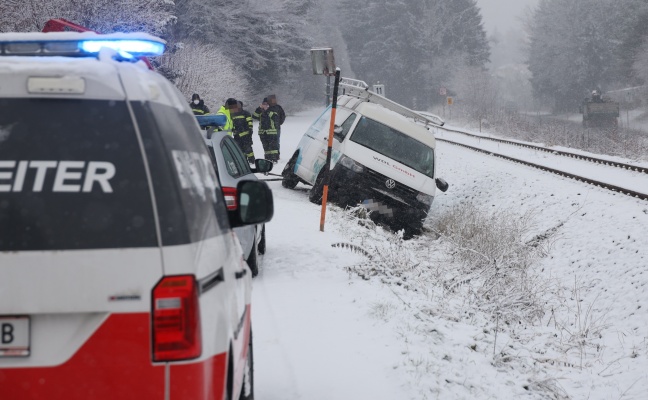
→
(249, 108, 648, 399)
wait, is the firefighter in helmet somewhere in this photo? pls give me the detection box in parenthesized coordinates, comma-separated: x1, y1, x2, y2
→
(253, 95, 285, 162)
(231, 100, 255, 163)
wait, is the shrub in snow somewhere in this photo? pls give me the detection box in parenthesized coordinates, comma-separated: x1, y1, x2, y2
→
(331, 201, 609, 398)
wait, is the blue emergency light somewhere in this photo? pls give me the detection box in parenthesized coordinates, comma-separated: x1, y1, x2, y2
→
(0, 32, 166, 59)
(79, 39, 165, 57)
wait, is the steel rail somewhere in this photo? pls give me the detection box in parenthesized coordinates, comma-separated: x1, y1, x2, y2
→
(437, 126, 648, 175)
(436, 137, 648, 201)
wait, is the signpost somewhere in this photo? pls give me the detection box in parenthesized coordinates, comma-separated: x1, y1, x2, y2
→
(373, 83, 385, 96)
(447, 96, 453, 121)
(311, 47, 336, 106)
(310, 48, 339, 232)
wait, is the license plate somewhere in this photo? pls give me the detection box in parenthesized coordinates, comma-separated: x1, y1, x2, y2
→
(0, 316, 30, 357)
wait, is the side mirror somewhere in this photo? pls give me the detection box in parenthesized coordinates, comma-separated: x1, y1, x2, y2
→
(333, 125, 344, 141)
(252, 159, 274, 173)
(229, 180, 274, 228)
(435, 177, 449, 192)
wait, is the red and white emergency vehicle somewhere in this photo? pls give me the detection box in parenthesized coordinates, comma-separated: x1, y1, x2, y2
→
(0, 30, 272, 400)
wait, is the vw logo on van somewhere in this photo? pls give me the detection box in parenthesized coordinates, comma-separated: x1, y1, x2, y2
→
(385, 179, 396, 189)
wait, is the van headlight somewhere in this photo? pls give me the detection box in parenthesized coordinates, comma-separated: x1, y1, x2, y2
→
(416, 192, 434, 206)
(339, 155, 364, 173)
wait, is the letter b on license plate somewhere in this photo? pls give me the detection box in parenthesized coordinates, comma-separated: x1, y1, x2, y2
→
(0, 316, 30, 357)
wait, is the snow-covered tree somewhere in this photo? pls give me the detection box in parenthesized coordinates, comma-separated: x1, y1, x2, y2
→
(618, 3, 648, 85)
(157, 41, 250, 108)
(451, 65, 499, 120)
(527, 0, 642, 111)
(0, 0, 175, 35)
(338, 0, 489, 109)
(172, 0, 311, 100)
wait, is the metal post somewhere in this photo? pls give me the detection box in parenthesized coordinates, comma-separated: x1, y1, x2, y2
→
(627, 108, 630, 131)
(326, 75, 331, 107)
(320, 69, 341, 232)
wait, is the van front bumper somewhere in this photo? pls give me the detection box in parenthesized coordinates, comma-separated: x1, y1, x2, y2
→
(328, 164, 431, 229)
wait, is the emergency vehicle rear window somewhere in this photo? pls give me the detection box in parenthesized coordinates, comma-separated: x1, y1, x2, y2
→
(131, 102, 228, 246)
(0, 98, 157, 251)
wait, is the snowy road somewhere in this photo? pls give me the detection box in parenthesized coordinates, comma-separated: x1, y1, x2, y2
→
(249, 109, 648, 399)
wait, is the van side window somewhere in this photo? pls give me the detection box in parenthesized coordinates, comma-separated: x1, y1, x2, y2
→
(337, 113, 357, 140)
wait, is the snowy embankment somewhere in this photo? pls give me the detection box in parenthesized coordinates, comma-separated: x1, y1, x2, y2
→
(251, 109, 648, 400)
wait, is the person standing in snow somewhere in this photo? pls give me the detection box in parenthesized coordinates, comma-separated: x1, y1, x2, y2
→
(253, 95, 285, 162)
(267, 95, 286, 150)
(215, 98, 238, 135)
(190, 93, 210, 115)
(232, 100, 255, 163)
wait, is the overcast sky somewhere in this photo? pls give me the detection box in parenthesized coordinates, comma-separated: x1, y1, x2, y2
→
(476, 0, 539, 34)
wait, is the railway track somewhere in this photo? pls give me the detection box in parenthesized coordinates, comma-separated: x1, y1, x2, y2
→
(438, 126, 648, 175)
(434, 129, 648, 202)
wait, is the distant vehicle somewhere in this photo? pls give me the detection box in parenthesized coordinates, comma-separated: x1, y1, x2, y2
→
(282, 77, 449, 237)
(204, 130, 274, 276)
(0, 32, 274, 400)
(580, 90, 619, 128)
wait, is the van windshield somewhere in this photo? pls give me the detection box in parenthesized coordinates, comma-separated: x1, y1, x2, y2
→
(350, 116, 435, 178)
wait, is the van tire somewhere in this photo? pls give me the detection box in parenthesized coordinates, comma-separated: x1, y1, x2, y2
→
(246, 237, 259, 277)
(308, 168, 326, 205)
(258, 226, 266, 255)
(281, 153, 300, 189)
(226, 344, 234, 400)
(239, 329, 255, 400)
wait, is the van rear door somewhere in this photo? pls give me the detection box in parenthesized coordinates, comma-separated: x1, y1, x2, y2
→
(0, 97, 165, 398)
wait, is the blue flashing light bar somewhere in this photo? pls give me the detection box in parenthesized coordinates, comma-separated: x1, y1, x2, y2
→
(79, 39, 165, 57)
(0, 33, 166, 59)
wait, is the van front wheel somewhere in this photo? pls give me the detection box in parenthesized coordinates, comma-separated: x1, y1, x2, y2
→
(308, 168, 327, 204)
(281, 154, 300, 189)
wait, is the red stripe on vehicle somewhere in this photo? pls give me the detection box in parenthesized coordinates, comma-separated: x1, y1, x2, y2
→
(0, 314, 233, 400)
(0, 313, 164, 400)
(170, 353, 227, 400)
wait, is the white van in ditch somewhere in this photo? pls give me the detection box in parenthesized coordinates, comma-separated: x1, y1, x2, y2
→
(282, 78, 448, 236)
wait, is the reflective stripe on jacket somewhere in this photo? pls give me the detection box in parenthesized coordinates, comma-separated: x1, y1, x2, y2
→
(258, 111, 279, 134)
(232, 110, 253, 137)
(215, 106, 233, 134)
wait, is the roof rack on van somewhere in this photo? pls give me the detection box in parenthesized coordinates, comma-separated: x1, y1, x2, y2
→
(339, 77, 445, 128)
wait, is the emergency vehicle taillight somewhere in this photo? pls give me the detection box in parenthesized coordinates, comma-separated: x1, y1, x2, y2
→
(222, 187, 238, 210)
(152, 275, 201, 362)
